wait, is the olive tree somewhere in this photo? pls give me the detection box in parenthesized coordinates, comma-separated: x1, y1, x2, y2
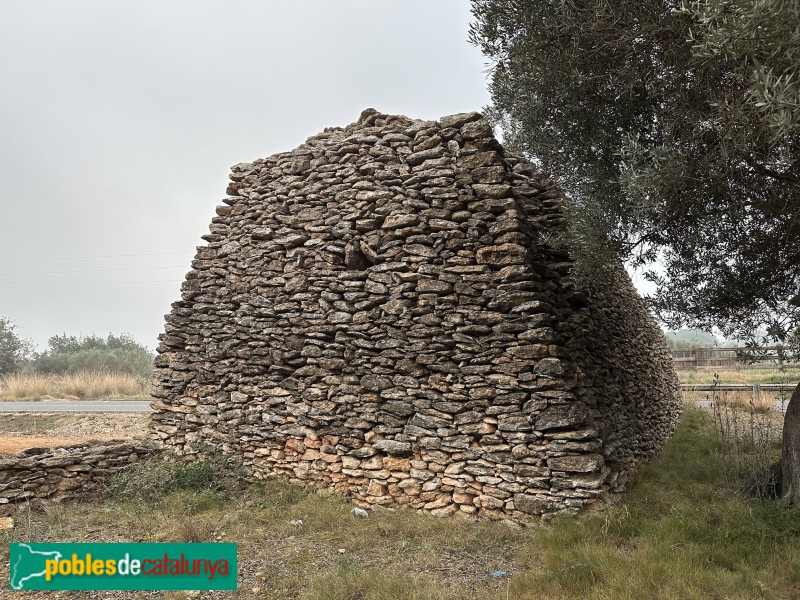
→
(0, 316, 33, 375)
(470, 0, 800, 502)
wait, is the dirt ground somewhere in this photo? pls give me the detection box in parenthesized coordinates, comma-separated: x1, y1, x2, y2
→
(0, 413, 149, 454)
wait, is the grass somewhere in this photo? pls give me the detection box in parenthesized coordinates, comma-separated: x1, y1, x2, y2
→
(1, 408, 799, 599)
(0, 370, 151, 400)
(677, 366, 800, 385)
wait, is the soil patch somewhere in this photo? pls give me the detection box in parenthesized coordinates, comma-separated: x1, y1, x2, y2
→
(0, 436, 99, 454)
(0, 413, 148, 455)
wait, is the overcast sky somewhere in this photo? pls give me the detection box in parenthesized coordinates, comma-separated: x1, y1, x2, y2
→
(0, 1, 495, 351)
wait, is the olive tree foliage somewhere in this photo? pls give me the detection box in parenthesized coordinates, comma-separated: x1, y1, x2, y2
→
(469, 0, 800, 343)
(0, 316, 34, 375)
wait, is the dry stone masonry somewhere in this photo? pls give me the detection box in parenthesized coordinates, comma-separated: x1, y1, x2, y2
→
(151, 109, 682, 519)
(0, 441, 160, 516)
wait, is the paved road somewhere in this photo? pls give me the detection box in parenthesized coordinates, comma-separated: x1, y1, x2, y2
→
(0, 400, 152, 413)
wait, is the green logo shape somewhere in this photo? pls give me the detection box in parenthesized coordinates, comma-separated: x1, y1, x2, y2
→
(9, 543, 237, 591)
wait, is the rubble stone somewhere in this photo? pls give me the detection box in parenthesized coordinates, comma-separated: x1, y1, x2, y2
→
(0, 441, 160, 516)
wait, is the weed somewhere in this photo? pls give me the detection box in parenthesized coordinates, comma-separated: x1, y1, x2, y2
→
(109, 451, 245, 503)
(709, 374, 783, 499)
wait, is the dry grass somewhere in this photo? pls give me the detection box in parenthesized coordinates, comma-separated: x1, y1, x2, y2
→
(0, 371, 151, 400)
(682, 389, 792, 415)
(677, 366, 800, 385)
(750, 392, 781, 413)
(678, 366, 797, 415)
(710, 396, 783, 499)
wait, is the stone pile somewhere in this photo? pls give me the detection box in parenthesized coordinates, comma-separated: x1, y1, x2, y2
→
(0, 440, 160, 516)
(151, 109, 682, 519)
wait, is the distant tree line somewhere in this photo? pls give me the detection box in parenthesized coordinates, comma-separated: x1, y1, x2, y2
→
(0, 316, 154, 379)
(664, 329, 718, 350)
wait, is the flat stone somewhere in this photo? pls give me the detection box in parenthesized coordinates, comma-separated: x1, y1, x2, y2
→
(373, 440, 412, 456)
(476, 244, 530, 266)
(361, 375, 393, 391)
(513, 493, 552, 514)
(547, 454, 604, 473)
(439, 112, 482, 129)
(383, 214, 419, 229)
(535, 403, 590, 431)
(417, 279, 452, 293)
(507, 345, 549, 359)
(461, 120, 495, 140)
(472, 184, 512, 199)
(404, 244, 437, 258)
(497, 415, 531, 432)
(406, 147, 444, 166)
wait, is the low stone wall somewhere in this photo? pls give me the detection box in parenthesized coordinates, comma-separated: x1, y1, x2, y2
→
(0, 440, 161, 515)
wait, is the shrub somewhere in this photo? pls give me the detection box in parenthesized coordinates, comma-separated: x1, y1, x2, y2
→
(31, 334, 154, 379)
(110, 452, 245, 503)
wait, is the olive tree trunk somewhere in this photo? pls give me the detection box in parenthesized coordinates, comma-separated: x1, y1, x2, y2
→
(782, 384, 800, 505)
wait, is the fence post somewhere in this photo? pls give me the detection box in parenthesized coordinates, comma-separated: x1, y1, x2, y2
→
(753, 383, 761, 401)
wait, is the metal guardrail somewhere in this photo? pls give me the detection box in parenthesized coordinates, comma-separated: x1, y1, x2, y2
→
(680, 384, 796, 392)
(681, 383, 796, 405)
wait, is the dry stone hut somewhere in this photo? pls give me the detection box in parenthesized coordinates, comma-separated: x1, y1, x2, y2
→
(151, 109, 681, 519)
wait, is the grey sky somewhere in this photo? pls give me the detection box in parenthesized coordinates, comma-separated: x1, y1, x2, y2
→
(0, 1, 492, 350)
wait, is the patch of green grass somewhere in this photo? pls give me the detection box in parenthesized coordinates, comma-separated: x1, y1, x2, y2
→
(508, 410, 800, 599)
(1, 410, 799, 599)
(109, 451, 246, 503)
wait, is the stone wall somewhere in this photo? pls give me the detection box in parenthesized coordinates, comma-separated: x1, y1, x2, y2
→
(0, 440, 160, 515)
(151, 109, 681, 519)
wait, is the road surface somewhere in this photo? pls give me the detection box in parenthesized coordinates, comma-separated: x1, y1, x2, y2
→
(0, 400, 152, 413)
